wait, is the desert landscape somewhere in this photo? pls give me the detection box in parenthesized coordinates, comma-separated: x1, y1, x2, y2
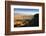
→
(14, 14, 39, 27)
(14, 8, 39, 27)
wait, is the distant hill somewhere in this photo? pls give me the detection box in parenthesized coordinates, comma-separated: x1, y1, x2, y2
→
(14, 12, 39, 15)
(14, 15, 34, 20)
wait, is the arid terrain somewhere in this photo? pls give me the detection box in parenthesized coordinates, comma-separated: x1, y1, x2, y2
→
(14, 14, 39, 27)
(14, 15, 34, 27)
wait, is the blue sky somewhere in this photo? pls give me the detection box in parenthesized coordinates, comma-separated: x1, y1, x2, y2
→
(14, 8, 39, 15)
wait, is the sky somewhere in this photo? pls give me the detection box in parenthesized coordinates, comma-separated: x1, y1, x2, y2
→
(14, 8, 39, 15)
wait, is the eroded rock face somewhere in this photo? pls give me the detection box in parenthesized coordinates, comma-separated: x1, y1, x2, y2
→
(14, 20, 25, 27)
(14, 20, 30, 27)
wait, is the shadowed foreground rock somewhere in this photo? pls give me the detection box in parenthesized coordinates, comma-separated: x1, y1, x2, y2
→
(29, 14, 39, 26)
